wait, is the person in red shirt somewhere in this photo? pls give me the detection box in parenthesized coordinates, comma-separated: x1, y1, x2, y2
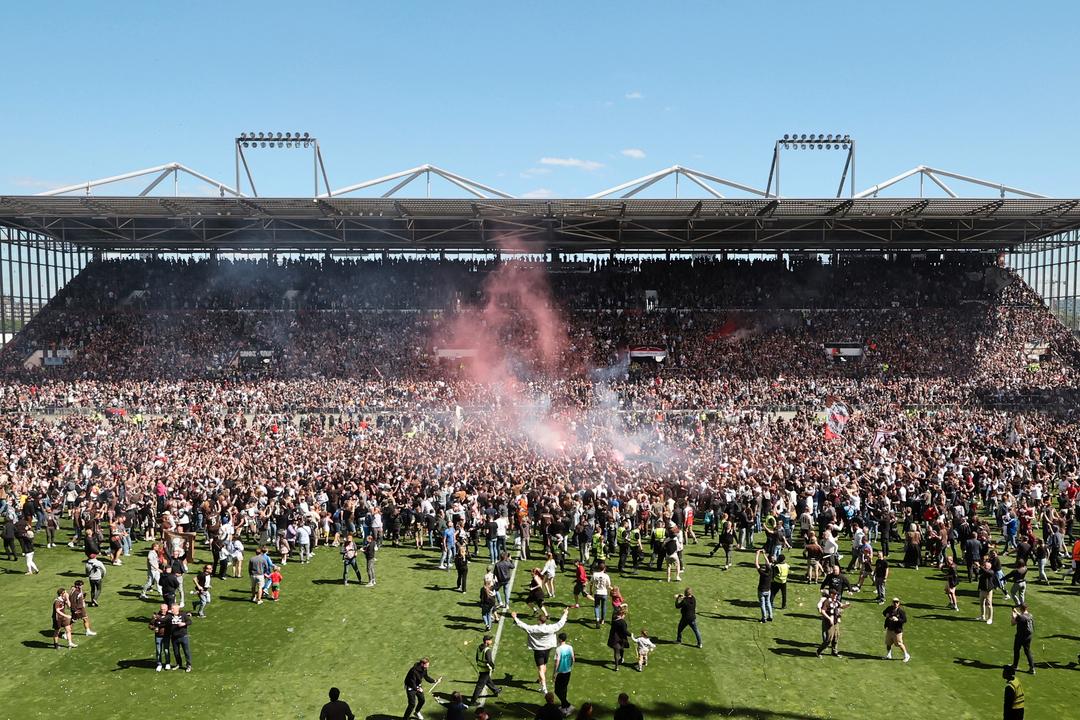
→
(269, 568, 283, 601)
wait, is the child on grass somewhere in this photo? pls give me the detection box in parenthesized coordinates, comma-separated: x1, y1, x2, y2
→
(269, 567, 283, 601)
(631, 629, 655, 671)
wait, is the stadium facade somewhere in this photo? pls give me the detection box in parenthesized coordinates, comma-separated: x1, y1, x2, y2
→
(2, 158, 1080, 334)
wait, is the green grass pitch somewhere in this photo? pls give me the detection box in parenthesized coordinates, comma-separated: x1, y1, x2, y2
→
(1, 530, 1077, 719)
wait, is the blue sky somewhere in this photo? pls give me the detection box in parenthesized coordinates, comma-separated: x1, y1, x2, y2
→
(2, 1, 1078, 199)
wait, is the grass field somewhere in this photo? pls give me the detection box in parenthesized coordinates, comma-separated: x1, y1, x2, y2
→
(1, 529, 1078, 720)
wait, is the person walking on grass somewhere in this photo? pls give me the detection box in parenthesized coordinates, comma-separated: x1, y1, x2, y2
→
(249, 546, 267, 602)
(140, 542, 162, 600)
(52, 588, 76, 649)
(588, 561, 612, 627)
(511, 607, 569, 695)
(771, 554, 791, 610)
(403, 657, 440, 720)
(553, 632, 575, 716)
(883, 597, 910, 662)
(607, 606, 630, 672)
(471, 633, 501, 704)
(168, 603, 193, 672)
(364, 534, 378, 587)
(85, 552, 106, 607)
(977, 559, 997, 624)
(193, 564, 212, 617)
(944, 555, 960, 610)
(755, 549, 775, 623)
(1010, 603, 1036, 675)
(675, 587, 702, 648)
(816, 588, 850, 658)
(340, 534, 363, 586)
(454, 543, 470, 593)
(69, 580, 97, 637)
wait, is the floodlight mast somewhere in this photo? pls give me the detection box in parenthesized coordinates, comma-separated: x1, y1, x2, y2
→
(234, 132, 330, 197)
(766, 134, 855, 199)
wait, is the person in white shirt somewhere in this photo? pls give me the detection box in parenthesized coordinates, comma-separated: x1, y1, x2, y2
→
(296, 523, 312, 563)
(510, 608, 569, 695)
(589, 562, 612, 627)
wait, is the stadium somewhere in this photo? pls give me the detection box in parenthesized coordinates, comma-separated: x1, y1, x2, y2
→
(3, 6, 1080, 720)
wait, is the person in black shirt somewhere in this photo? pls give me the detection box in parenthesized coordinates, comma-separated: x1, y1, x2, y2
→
(1010, 604, 1035, 674)
(319, 687, 355, 720)
(607, 607, 630, 671)
(150, 603, 171, 671)
(883, 598, 910, 662)
(819, 564, 853, 600)
(168, 604, 193, 672)
(613, 692, 644, 720)
(535, 692, 563, 720)
(675, 587, 701, 648)
(755, 550, 774, 622)
(160, 564, 180, 608)
(944, 556, 960, 611)
(403, 657, 439, 720)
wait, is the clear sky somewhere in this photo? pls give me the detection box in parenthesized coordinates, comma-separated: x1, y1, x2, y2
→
(2, 1, 1078, 199)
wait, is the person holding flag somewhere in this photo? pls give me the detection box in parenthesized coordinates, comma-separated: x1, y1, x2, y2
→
(824, 396, 850, 441)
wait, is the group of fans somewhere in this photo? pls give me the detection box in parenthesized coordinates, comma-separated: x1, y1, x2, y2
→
(1, 252, 1079, 719)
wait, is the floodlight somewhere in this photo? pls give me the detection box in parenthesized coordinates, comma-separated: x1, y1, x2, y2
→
(783, 134, 790, 140)
(258, 132, 265, 139)
(261, 142, 267, 148)
(303, 132, 310, 138)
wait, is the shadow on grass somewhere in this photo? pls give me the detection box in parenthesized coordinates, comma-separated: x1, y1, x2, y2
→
(1045, 634, 1080, 642)
(113, 658, 158, 671)
(698, 612, 758, 623)
(57, 570, 83, 578)
(728, 598, 760, 608)
(22, 640, 57, 649)
(784, 613, 819, 620)
(311, 578, 345, 585)
(920, 613, 973, 622)
(954, 657, 1002, 671)
(126, 615, 152, 624)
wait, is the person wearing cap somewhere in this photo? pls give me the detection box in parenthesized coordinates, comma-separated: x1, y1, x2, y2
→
(471, 634, 500, 703)
(85, 552, 107, 606)
(883, 597, 910, 662)
(1002, 665, 1025, 720)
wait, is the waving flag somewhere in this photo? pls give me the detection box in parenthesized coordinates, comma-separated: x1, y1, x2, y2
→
(824, 396, 849, 441)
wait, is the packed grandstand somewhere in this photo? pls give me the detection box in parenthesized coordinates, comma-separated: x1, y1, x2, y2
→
(2, 250, 1078, 522)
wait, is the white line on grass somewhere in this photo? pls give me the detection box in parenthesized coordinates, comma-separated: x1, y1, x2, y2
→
(478, 558, 518, 708)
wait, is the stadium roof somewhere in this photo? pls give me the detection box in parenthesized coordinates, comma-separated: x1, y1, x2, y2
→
(2, 196, 1079, 253)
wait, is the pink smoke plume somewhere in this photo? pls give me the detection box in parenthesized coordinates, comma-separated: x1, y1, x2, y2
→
(432, 240, 577, 453)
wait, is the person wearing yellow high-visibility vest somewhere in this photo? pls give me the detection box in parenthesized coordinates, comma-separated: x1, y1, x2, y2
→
(1002, 664, 1025, 720)
(615, 520, 631, 573)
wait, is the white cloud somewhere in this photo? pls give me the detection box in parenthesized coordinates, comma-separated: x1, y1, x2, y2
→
(539, 157, 604, 171)
(621, 148, 646, 160)
(520, 166, 553, 179)
(625, 91, 644, 100)
(521, 188, 556, 199)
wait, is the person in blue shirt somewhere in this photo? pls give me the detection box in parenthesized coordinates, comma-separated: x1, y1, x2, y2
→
(553, 632, 575, 714)
(440, 522, 457, 571)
